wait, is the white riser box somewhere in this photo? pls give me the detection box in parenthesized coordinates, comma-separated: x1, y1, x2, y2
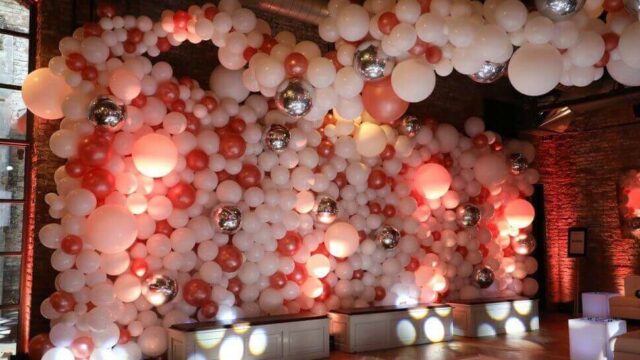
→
(449, 298, 539, 337)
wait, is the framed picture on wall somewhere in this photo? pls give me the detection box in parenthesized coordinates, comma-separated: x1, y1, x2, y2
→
(568, 227, 587, 257)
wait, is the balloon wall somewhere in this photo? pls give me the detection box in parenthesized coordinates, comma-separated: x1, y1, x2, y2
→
(619, 170, 640, 238)
(22, 0, 557, 358)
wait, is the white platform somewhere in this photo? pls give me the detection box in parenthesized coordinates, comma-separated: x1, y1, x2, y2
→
(168, 313, 329, 360)
(448, 297, 539, 337)
(582, 292, 618, 319)
(328, 304, 453, 353)
(569, 317, 626, 360)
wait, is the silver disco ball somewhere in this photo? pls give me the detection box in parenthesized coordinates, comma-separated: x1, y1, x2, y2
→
(376, 225, 401, 250)
(314, 195, 338, 224)
(469, 61, 508, 84)
(399, 115, 422, 138)
(141, 273, 178, 306)
(624, 0, 640, 13)
(472, 266, 495, 289)
(353, 41, 395, 81)
(535, 0, 586, 21)
(88, 95, 126, 131)
(264, 124, 290, 152)
(512, 235, 537, 255)
(211, 204, 243, 234)
(509, 153, 529, 175)
(457, 204, 481, 227)
(275, 78, 314, 118)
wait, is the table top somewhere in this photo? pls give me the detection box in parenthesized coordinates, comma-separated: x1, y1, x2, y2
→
(330, 303, 450, 315)
(569, 317, 627, 324)
(171, 312, 327, 332)
(448, 296, 536, 305)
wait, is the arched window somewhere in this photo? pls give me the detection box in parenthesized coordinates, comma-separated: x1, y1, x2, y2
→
(0, 0, 34, 356)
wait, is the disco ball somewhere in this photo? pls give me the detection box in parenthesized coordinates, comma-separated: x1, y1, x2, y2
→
(211, 204, 243, 234)
(141, 273, 178, 306)
(512, 235, 537, 255)
(88, 95, 126, 131)
(535, 0, 585, 21)
(264, 124, 290, 152)
(469, 61, 507, 84)
(509, 153, 529, 175)
(457, 204, 481, 227)
(399, 115, 422, 138)
(376, 225, 401, 250)
(472, 266, 495, 289)
(314, 195, 338, 224)
(353, 41, 395, 81)
(275, 78, 314, 118)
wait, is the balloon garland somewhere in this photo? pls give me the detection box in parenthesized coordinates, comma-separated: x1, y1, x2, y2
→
(18, 0, 570, 358)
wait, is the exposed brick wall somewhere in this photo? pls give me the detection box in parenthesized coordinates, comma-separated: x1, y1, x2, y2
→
(531, 106, 640, 304)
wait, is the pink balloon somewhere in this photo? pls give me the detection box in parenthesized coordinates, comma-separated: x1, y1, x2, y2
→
(504, 199, 535, 229)
(415, 163, 452, 200)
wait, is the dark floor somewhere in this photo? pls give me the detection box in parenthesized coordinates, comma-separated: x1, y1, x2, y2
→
(329, 313, 638, 360)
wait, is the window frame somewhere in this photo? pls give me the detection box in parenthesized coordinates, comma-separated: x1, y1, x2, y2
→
(0, 0, 36, 355)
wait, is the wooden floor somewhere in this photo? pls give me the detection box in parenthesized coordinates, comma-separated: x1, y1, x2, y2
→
(328, 313, 579, 360)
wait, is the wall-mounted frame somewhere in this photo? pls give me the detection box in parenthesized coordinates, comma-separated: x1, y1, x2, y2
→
(568, 227, 587, 257)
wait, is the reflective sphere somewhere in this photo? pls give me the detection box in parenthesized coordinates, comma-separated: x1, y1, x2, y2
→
(512, 235, 537, 255)
(211, 204, 242, 234)
(624, 0, 640, 13)
(275, 78, 314, 118)
(88, 95, 126, 131)
(535, 0, 585, 21)
(376, 225, 400, 250)
(353, 41, 395, 81)
(457, 204, 481, 227)
(141, 273, 178, 306)
(314, 195, 338, 224)
(264, 124, 290, 152)
(629, 217, 640, 238)
(469, 61, 507, 84)
(399, 115, 422, 138)
(472, 266, 495, 289)
(509, 153, 529, 175)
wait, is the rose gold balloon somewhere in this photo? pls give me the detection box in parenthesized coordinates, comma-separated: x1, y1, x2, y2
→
(362, 77, 409, 125)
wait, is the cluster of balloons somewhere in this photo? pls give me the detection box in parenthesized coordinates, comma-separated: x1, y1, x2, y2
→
(619, 170, 640, 237)
(23, 1, 544, 359)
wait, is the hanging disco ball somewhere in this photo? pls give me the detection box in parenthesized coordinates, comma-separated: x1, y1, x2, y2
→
(457, 203, 481, 227)
(88, 95, 126, 131)
(141, 273, 178, 306)
(472, 266, 495, 289)
(509, 153, 529, 175)
(376, 225, 401, 250)
(512, 235, 537, 255)
(624, 0, 640, 12)
(211, 204, 242, 234)
(275, 78, 314, 118)
(469, 61, 508, 84)
(314, 195, 338, 224)
(353, 41, 395, 81)
(264, 124, 290, 152)
(535, 0, 585, 21)
(399, 115, 422, 138)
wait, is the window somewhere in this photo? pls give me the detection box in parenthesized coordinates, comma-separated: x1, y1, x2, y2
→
(0, 0, 34, 357)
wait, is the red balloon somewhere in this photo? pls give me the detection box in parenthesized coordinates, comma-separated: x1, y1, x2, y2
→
(473, 134, 488, 148)
(118, 326, 131, 344)
(82, 66, 98, 81)
(82, 168, 115, 199)
(334, 172, 347, 189)
(130, 258, 148, 277)
(173, 10, 191, 29)
(71, 336, 94, 359)
(383, 204, 396, 217)
(269, 271, 287, 289)
(127, 28, 144, 44)
(277, 231, 302, 256)
(183, 279, 212, 307)
(65, 158, 86, 178)
(603, 0, 624, 11)
(426, 45, 443, 64)
(228, 117, 246, 133)
(602, 32, 619, 51)
(353, 269, 364, 280)
(155, 219, 174, 236)
(378, 12, 399, 35)
(284, 52, 309, 77)
(237, 163, 262, 188)
(595, 51, 610, 68)
(29, 333, 54, 360)
(97, 2, 118, 17)
(219, 133, 246, 159)
(78, 135, 112, 167)
(61, 235, 83, 255)
(287, 262, 307, 285)
(65, 53, 86, 71)
(215, 245, 244, 272)
(83, 23, 103, 37)
(227, 277, 243, 295)
(317, 280, 332, 301)
(367, 169, 387, 190)
(200, 96, 218, 112)
(417, 0, 431, 12)
(243, 47, 258, 61)
(166, 182, 196, 209)
(186, 149, 208, 171)
(317, 139, 335, 158)
(409, 39, 429, 56)
(50, 291, 76, 313)
(204, 6, 219, 20)
(156, 81, 180, 104)
(200, 300, 219, 318)
(380, 144, 395, 160)
(157, 37, 171, 52)
(405, 257, 420, 272)
(368, 202, 381, 214)
(374, 286, 386, 301)
(362, 77, 409, 124)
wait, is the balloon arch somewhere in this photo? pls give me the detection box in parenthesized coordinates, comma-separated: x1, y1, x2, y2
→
(22, 0, 640, 357)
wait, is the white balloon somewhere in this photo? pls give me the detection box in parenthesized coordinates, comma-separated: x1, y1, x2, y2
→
(391, 58, 436, 102)
(619, 22, 640, 69)
(509, 44, 563, 96)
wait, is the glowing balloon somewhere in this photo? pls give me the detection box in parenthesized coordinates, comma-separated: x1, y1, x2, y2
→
(22, 68, 72, 119)
(306, 254, 331, 278)
(415, 163, 452, 200)
(86, 205, 137, 254)
(324, 222, 359, 258)
(504, 199, 535, 229)
(132, 133, 178, 178)
(355, 122, 387, 157)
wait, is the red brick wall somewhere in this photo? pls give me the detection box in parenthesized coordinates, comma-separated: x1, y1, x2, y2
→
(532, 106, 640, 304)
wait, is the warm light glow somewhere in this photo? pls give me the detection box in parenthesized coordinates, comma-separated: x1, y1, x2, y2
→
(415, 163, 452, 200)
(248, 329, 268, 356)
(505, 317, 526, 334)
(434, 307, 452, 317)
(195, 331, 224, 350)
(628, 188, 640, 210)
(301, 278, 324, 298)
(323, 222, 360, 258)
(430, 274, 447, 292)
(408, 307, 429, 320)
(477, 323, 497, 336)
(513, 300, 533, 315)
(396, 319, 417, 345)
(232, 322, 251, 334)
(486, 305, 510, 321)
(504, 199, 535, 229)
(424, 317, 445, 342)
(306, 254, 331, 278)
(219, 335, 244, 360)
(132, 133, 179, 178)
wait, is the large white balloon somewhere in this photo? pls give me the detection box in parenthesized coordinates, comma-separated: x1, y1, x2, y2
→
(210, 66, 250, 102)
(618, 22, 640, 69)
(607, 60, 640, 86)
(22, 68, 72, 119)
(391, 58, 436, 103)
(86, 205, 138, 254)
(508, 44, 563, 96)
